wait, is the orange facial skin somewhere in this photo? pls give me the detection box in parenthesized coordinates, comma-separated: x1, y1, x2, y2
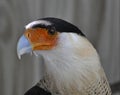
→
(24, 28, 58, 50)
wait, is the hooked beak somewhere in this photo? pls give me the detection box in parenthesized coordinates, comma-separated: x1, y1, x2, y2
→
(17, 28, 58, 59)
(17, 35, 32, 59)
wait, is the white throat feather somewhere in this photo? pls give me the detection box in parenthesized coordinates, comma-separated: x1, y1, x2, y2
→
(34, 33, 102, 94)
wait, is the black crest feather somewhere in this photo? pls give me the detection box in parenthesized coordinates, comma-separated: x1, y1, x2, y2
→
(35, 17, 85, 36)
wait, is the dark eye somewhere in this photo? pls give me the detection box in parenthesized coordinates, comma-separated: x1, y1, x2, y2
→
(48, 27, 56, 35)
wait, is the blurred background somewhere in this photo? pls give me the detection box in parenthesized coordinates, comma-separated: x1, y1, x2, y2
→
(0, 0, 119, 95)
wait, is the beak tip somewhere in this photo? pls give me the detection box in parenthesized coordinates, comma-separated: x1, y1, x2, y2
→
(18, 53, 21, 59)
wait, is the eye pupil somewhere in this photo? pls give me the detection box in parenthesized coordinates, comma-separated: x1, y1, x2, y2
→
(48, 27, 56, 35)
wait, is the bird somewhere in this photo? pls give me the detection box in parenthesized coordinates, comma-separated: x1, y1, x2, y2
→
(17, 17, 112, 95)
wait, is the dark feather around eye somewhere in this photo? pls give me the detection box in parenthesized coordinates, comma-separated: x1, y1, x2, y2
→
(48, 27, 56, 35)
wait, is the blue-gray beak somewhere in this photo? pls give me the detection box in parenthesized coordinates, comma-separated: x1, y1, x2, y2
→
(17, 35, 32, 59)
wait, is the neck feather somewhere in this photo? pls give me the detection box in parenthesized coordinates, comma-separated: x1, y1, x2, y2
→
(34, 33, 101, 94)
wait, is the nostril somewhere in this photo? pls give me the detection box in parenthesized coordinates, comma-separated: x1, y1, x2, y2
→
(26, 33, 31, 38)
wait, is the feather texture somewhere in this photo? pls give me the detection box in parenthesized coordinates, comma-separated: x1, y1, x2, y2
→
(33, 33, 112, 95)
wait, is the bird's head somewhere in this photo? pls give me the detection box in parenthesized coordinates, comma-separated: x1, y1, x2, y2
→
(17, 18, 101, 91)
(17, 17, 85, 59)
